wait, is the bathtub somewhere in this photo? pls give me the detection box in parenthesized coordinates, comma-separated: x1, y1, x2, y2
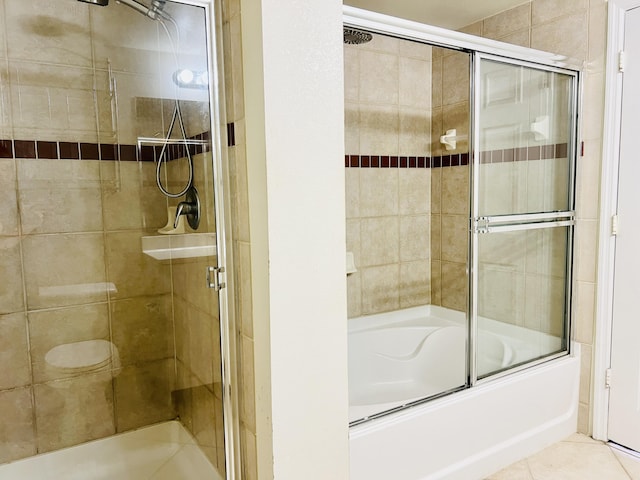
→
(348, 305, 580, 480)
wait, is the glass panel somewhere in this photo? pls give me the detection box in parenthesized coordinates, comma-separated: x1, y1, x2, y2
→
(476, 226, 569, 378)
(344, 33, 470, 424)
(477, 59, 574, 216)
(0, 1, 226, 477)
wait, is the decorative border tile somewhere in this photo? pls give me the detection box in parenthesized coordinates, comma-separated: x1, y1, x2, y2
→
(0, 132, 212, 162)
(346, 143, 568, 168)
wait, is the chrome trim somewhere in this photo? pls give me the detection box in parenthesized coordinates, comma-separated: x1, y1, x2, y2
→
(343, 6, 583, 70)
(469, 51, 480, 387)
(480, 219, 575, 234)
(475, 350, 570, 384)
(200, 0, 241, 478)
(477, 211, 575, 226)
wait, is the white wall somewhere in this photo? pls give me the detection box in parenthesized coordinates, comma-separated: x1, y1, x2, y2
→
(240, 0, 350, 478)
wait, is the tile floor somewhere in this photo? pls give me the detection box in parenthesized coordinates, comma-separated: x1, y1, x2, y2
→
(486, 433, 640, 480)
(0, 421, 222, 480)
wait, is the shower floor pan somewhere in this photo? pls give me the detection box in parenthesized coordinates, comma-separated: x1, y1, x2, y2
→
(0, 421, 221, 480)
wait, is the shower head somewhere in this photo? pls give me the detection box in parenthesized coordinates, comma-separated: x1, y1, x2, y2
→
(77, 0, 168, 20)
(344, 28, 373, 45)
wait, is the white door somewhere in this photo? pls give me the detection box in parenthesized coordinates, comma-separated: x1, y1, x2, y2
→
(608, 5, 640, 453)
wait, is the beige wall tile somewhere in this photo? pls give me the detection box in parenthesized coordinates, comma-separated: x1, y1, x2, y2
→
(581, 72, 605, 141)
(359, 104, 399, 155)
(0, 387, 36, 464)
(442, 53, 470, 106)
(441, 215, 468, 263)
(441, 165, 469, 215)
(431, 167, 442, 214)
(0, 159, 19, 236)
(105, 230, 171, 300)
(364, 33, 400, 55)
(399, 107, 430, 156)
(531, 12, 588, 61)
(359, 169, 399, 217)
(242, 427, 258, 480)
(229, 13, 245, 121)
(431, 214, 442, 261)
(240, 334, 256, 433)
(347, 271, 362, 318)
(111, 295, 173, 367)
(579, 344, 592, 405)
(344, 46, 359, 103)
(191, 385, 218, 467)
(400, 261, 430, 308)
(484, 4, 531, 40)
(346, 219, 361, 266)
(431, 260, 442, 306)
(574, 220, 598, 282)
(34, 372, 115, 453)
(101, 161, 167, 232)
(359, 50, 399, 105)
(440, 261, 467, 312)
(400, 215, 430, 262)
(360, 216, 399, 267)
(28, 303, 110, 383)
(532, 0, 588, 25)
(4, 0, 92, 67)
(345, 102, 360, 155)
(399, 169, 430, 216)
(237, 241, 254, 339)
(171, 256, 219, 317)
(9, 62, 98, 142)
(587, 4, 607, 73)
(431, 106, 444, 157)
(573, 280, 595, 344)
(478, 264, 524, 325)
(576, 139, 601, 220)
(0, 312, 30, 390)
(523, 273, 566, 334)
(18, 159, 103, 234)
(22, 233, 106, 310)
(345, 168, 360, 219)
(0, 236, 24, 314)
(399, 39, 432, 61)
(361, 264, 400, 314)
(496, 29, 531, 48)
(431, 57, 443, 110)
(399, 57, 431, 108)
(114, 359, 175, 432)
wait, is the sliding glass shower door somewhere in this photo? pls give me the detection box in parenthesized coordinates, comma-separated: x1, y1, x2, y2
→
(471, 56, 578, 380)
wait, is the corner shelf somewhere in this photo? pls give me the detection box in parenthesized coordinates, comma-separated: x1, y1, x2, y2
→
(142, 233, 216, 260)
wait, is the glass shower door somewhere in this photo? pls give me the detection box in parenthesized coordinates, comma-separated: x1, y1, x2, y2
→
(471, 56, 578, 380)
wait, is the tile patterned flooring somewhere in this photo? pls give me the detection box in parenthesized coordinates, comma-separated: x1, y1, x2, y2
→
(486, 434, 640, 480)
(0, 421, 221, 480)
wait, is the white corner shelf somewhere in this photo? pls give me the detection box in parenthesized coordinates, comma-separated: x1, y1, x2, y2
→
(142, 233, 216, 260)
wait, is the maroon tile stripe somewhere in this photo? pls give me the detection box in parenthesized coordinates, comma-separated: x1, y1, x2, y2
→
(345, 143, 569, 168)
(0, 132, 212, 162)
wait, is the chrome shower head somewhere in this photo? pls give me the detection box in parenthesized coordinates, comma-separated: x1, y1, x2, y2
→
(344, 28, 372, 45)
(78, 0, 109, 5)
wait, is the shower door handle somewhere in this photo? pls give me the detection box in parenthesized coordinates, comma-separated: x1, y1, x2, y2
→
(206, 266, 226, 291)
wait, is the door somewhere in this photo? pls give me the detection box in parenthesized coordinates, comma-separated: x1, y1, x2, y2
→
(608, 5, 640, 453)
(471, 55, 578, 382)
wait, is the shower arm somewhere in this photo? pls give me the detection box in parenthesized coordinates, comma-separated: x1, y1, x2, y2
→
(116, 0, 169, 20)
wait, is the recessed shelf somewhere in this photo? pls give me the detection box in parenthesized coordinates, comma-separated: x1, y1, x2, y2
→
(142, 233, 216, 260)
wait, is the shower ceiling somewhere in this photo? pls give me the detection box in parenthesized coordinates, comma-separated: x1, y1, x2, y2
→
(343, 0, 529, 30)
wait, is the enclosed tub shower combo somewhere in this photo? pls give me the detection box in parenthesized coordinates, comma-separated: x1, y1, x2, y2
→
(344, 7, 581, 480)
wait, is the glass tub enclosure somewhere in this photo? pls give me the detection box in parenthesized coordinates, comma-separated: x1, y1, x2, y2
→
(344, 13, 579, 425)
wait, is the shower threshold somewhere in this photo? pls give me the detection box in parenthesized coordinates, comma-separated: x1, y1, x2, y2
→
(0, 421, 221, 480)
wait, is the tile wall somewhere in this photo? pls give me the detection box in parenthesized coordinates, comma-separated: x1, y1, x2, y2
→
(344, 36, 433, 318)
(221, 0, 259, 478)
(0, 0, 221, 466)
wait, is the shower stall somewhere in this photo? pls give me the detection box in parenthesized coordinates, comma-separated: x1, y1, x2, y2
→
(344, 7, 581, 479)
(0, 0, 237, 478)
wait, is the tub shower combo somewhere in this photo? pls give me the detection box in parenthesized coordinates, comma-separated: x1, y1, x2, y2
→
(344, 7, 581, 480)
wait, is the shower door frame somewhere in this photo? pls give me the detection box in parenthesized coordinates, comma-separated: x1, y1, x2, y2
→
(176, 0, 241, 478)
(343, 5, 582, 412)
(469, 52, 580, 386)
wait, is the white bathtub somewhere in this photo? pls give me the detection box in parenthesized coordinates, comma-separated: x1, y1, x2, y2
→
(348, 305, 580, 480)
